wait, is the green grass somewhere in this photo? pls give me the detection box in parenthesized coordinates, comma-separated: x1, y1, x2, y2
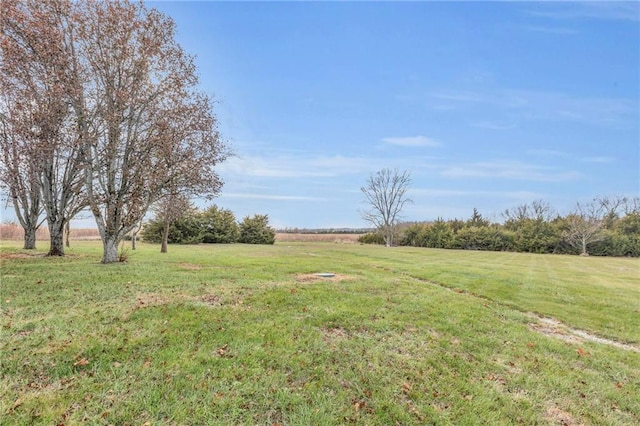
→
(1, 241, 638, 425)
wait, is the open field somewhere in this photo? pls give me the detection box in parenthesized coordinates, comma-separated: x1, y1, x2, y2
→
(275, 233, 362, 243)
(0, 223, 100, 241)
(1, 241, 639, 425)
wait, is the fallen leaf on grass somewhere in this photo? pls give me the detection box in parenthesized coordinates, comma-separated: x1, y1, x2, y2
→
(216, 344, 229, 357)
(73, 358, 89, 367)
(486, 373, 507, 385)
(9, 398, 23, 412)
(615, 382, 623, 388)
(576, 347, 589, 357)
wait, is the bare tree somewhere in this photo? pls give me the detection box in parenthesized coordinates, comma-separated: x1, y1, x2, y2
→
(67, 0, 226, 263)
(0, 95, 44, 249)
(563, 200, 606, 256)
(360, 168, 412, 247)
(1, 0, 86, 255)
(595, 195, 628, 229)
(622, 196, 640, 215)
(131, 219, 143, 250)
(502, 200, 554, 224)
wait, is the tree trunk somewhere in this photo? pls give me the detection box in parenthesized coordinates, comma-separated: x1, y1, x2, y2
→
(384, 226, 394, 247)
(161, 221, 169, 253)
(131, 231, 137, 250)
(102, 237, 119, 263)
(65, 221, 71, 247)
(23, 226, 37, 250)
(581, 239, 588, 256)
(47, 221, 65, 256)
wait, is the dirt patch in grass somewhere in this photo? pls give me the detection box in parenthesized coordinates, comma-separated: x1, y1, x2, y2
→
(178, 262, 202, 270)
(0, 252, 46, 259)
(543, 404, 584, 426)
(133, 292, 225, 311)
(199, 294, 222, 307)
(529, 317, 584, 345)
(135, 293, 171, 309)
(528, 314, 640, 353)
(295, 273, 354, 283)
(322, 327, 350, 345)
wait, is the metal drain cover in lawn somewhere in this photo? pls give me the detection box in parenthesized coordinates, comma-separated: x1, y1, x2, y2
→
(315, 273, 335, 278)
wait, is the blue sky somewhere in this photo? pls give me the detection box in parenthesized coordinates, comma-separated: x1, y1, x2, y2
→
(3, 1, 639, 229)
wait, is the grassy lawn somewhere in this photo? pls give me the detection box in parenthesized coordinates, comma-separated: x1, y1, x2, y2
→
(1, 241, 638, 425)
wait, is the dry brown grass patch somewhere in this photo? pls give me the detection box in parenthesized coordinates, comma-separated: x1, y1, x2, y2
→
(528, 314, 640, 352)
(178, 262, 202, 270)
(0, 252, 45, 260)
(529, 317, 584, 345)
(199, 294, 222, 307)
(322, 326, 350, 344)
(135, 293, 171, 309)
(543, 404, 584, 426)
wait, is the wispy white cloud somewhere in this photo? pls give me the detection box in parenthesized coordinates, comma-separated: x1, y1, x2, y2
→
(440, 160, 583, 182)
(526, 150, 616, 165)
(581, 156, 615, 164)
(218, 154, 378, 178)
(526, 149, 568, 157)
(521, 25, 579, 35)
(221, 193, 327, 202)
(431, 104, 457, 111)
(525, 3, 640, 22)
(427, 89, 636, 127)
(382, 136, 441, 147)
(410, 188, 543, 201)
(470, 121, 517, 130)
(429, 91, 487, 104)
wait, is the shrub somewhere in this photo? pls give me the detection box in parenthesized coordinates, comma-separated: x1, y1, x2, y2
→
(512, 219, 562, 253)
(200, 205, 239, 243)
(141, 216, 203, 244)
(169, 216, 204, 244)
(140, 219, 163, 243)
(238, 214, 276, 244)
(400, 223, 427, 247)
(358, 232, 385, 245)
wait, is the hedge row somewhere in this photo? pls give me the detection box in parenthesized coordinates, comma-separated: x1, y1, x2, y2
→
(142, 206, 275, 245)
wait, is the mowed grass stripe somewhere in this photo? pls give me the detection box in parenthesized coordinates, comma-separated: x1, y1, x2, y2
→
(352, 246, 640, 344)
(1, 241, 638, 425)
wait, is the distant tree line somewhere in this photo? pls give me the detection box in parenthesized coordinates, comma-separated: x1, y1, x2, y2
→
(277, 228, 373, 234)
(359, 197, 640, 257)
(141, 205, 276, 245)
